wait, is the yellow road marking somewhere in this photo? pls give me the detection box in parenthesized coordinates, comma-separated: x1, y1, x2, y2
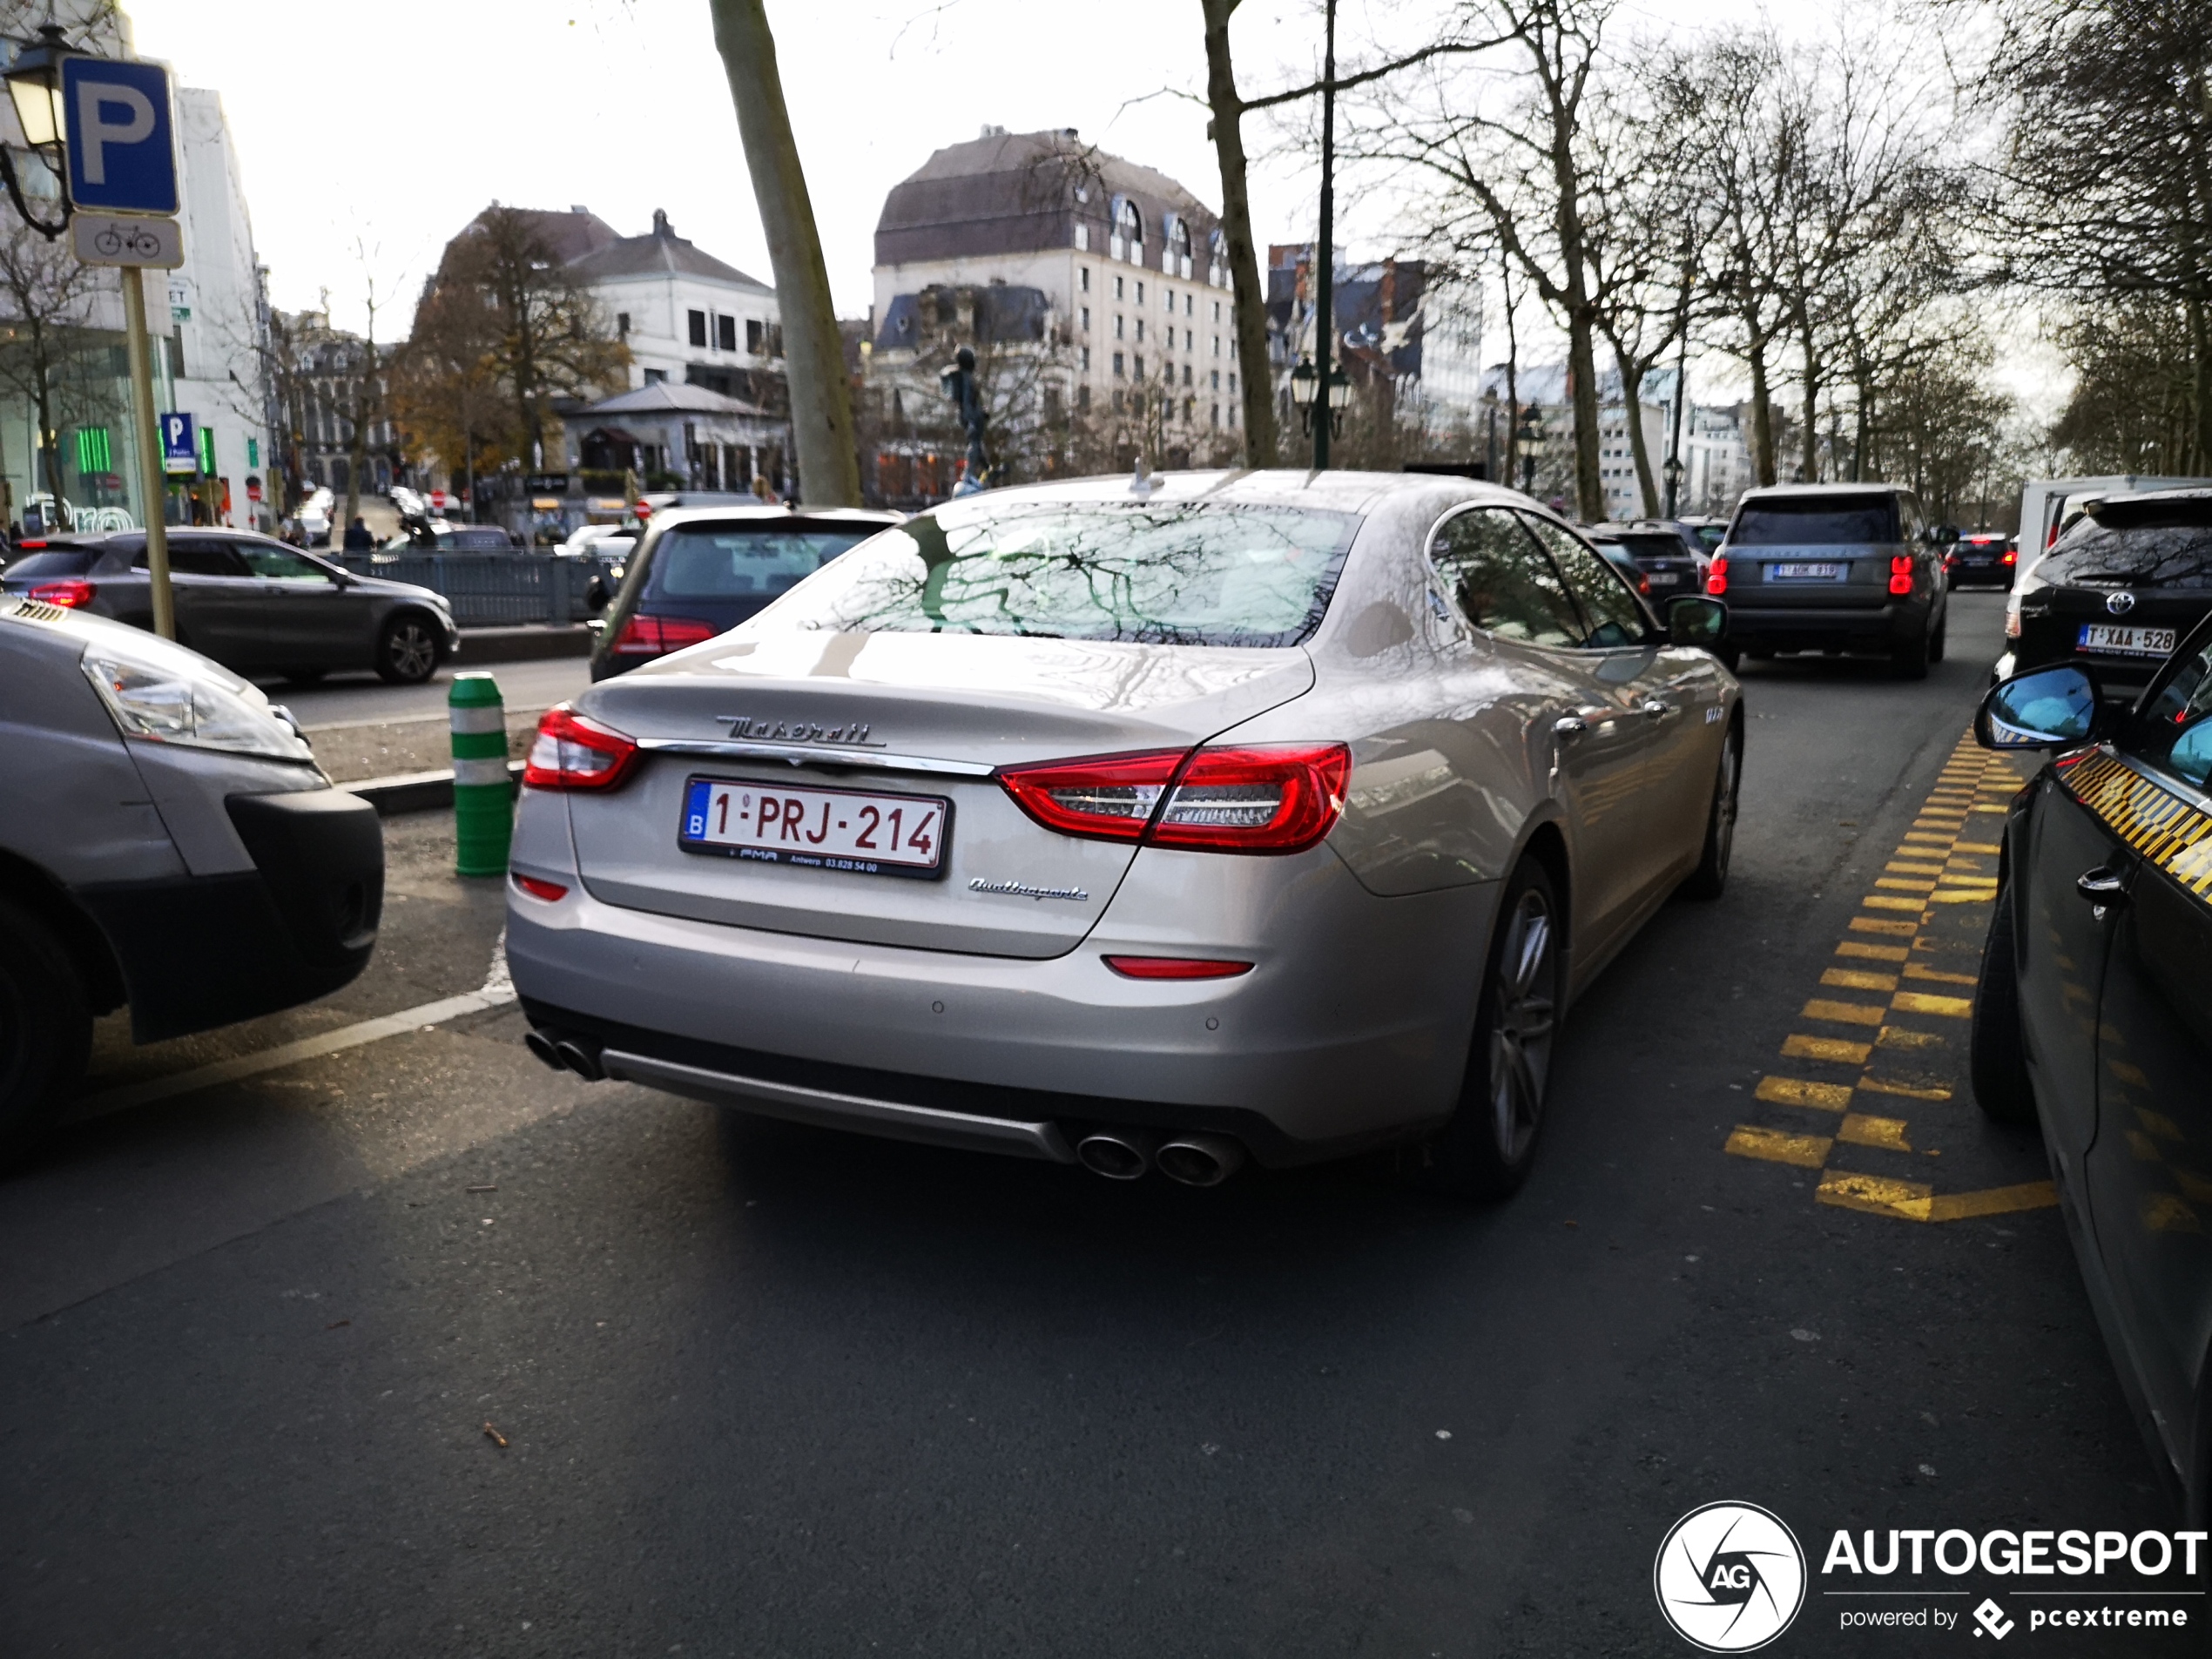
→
(1838, 1112, 1913, 1151)
(1818, 1170, 1933, 1216)
(1930, 888, 1996, 904)
(1955, 840, 2002, 853)
(1727, 1125, 1833, 1167)
(1878, 1026, 1946, 1050)
(1923, 1182, 2059, 1222)
(1904, 962, 1977, 986)
(1876, 877, 1938, 893)
(2143, 1194, 2201, 1232)
(1838, 941, 1910, 962)
(1757, 1076, 1854, 1110)
(1822, 967, 1898, 992)
(1892, 990, 1973, 1018)
(1849, 916, 1917, 937)
(1804, 997, 1887, 1026)
(1784, 1033, 1872, 1063)
(1864, 895, 1925, 912)
(1885, 860, 1947, 876)
(1858, 1075, 1952, 1102)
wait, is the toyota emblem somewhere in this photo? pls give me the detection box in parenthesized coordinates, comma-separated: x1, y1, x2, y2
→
(2107, 590, 2136, 615)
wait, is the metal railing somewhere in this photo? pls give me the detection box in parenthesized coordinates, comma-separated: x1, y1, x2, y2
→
(330, 550, 626, 628)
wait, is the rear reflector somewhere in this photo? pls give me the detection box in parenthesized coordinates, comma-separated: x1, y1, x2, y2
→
(28, 577, 94, 608)
(523, 703, 639, 791)
(1705, 556, 1728, 597)
(998, 742, 1351, 855)
(511, 873, 570, 901)
(612, 613, 718, 657)
(1103, 955, 1254, 980)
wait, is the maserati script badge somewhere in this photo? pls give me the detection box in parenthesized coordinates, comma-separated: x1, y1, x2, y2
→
(719, 716, 885, 747)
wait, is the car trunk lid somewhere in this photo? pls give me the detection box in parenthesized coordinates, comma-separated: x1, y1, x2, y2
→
(563, 629, 1315, 957)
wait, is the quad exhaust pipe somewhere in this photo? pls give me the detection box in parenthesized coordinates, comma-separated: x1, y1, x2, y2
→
(1075, 1129, 1245, 1186)
(524, 1028, 604, 1082)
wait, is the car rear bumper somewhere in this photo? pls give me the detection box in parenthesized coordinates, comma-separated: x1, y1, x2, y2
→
(504, 860, 1496, 1166)
(1726, 598, 1925, 652)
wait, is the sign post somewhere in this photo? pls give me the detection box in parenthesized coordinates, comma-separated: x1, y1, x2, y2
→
(57, 56, 181, 637)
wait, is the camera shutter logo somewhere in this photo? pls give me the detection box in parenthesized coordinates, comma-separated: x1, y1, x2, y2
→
(1654, 1501, 1807, 1652)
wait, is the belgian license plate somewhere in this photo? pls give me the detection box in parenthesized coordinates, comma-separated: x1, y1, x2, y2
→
(1648, 571, 1681, 587)
(679, 777, 948, 878)
(1769, 562, 1845, 581)
(2076, 624, 2177, 658)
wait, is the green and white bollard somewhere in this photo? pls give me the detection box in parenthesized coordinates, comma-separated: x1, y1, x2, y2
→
(449, 672, 512, 877)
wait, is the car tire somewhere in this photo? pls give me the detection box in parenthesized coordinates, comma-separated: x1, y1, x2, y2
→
(1890, 624, 1931, 681)
(1407, 855, 1561, 1200)
(375, 612, 442, 685)
(1970, 883, 2036, 1123)
(1681, 721, 1741, 900)
(1929, 606, 1948, 664)
(0, 893, 91, 1166)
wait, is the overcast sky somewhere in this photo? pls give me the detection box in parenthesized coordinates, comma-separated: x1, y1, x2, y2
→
(125, 0, 2051, 410)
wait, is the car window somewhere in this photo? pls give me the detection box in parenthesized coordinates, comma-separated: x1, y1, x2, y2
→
(746, 502, 1358, 647)
(649, 524, 882, 604)
(238, 543, 334, 582)
(1730, 495, 1901, 546)
(1611, 533, 1684, 562)
(2128, 630, 2212, 790)
(137, 538, 248, 578)
(1428, 508, 1582, 649)
(3, 548, 94, 578)
(1521, 514, 1652, 649)
(2041, 509, 2212, 590)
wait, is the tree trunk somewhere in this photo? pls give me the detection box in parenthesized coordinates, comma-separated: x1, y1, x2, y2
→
(1502, 254, 1520, 488)
(711, 0, 860, 507)
(1202, 0, 1278, 468)
(2188, 291, 2212, 474)
(1797, 308, 1820, 482)
(1565, 310, 1602, 520)
(1746, 338, 1777, 488)
(1610, 334, 1661, 517)
(31, 340, 60, 519)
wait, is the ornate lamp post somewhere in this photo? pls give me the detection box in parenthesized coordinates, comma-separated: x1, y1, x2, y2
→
(2, 25, 72, 238)
(1515, 403, 1543, 496)
(1290, 355, 1317, 432)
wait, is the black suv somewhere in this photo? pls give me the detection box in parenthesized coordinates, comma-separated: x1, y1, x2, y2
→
(2000, 489, 2212, 702)
(1707, 484, 1948, 678)
(1586, 522, 1706, 603)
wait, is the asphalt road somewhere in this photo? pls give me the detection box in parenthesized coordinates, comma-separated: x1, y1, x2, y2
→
(0, 592, 2178, 1656)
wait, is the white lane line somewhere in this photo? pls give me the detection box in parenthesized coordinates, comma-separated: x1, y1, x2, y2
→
(71, 933, 517, 1122)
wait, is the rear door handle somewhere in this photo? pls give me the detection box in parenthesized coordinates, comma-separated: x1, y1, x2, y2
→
(1640, 698, 1672, 720)
(2076, 866, 2128, 912)
(1554, 714, 1588, 739)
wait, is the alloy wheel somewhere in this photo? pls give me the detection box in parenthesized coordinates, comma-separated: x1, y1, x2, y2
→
(1487, 888, 1557, 1163)
(386, 620, 435, 681)
(1710, 737, 1740, 881)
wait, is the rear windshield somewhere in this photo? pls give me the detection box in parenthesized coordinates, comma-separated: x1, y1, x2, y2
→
(747, 501, 1359, 647)
(3, 548, 94, 578)
(2043, 503, 2212, 590)
(1731, 495, 1901, 547)
(1609, 533, 1687, 561)
(648, 523, 881, 603)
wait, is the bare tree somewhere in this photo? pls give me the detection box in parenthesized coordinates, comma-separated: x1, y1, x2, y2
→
(0, 217, 114, 522)
(711, 0, 861, 507)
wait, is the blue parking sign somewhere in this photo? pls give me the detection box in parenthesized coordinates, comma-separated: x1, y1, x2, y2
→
(62, 57, 177, 215)
(159, 411, 195, 475)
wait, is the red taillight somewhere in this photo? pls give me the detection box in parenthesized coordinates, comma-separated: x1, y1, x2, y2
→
(1889, 555, 1914, 597)
(2002, 549, 2017, 566)
(511, 873, 569, 901)
(18, 538, 45, 550)
(523, 703, 639, 791)
(1103, 956, 1254, 980)
(611, 613, 717, 657)
(1705, 555, 1728, 596)
(28, 577, 94, 607)
(997, 743, 1351, 856)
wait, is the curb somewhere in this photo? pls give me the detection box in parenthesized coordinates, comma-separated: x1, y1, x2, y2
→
(455, 624, 594, 664)
(347, 760, 524, 817)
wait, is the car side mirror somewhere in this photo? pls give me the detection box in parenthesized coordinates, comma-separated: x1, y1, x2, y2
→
(1666, 595, 1728, 649)
(1977, 664, 2104, 750)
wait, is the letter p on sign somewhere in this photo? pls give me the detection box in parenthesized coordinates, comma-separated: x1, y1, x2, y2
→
(61, 57, 176, 214)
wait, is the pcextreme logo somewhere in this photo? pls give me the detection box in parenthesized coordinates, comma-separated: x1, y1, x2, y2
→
(1655, 1501, 1809, 1652)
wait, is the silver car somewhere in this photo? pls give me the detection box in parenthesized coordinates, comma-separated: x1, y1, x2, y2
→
(506, 471, 1742, 1196)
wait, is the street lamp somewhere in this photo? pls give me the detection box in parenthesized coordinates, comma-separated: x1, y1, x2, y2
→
(1515, 403, 1543, 495)
(1662, 452, 1684, 517)
(1290, 357, 1351, 442)
(1290, 355, 1318, 432)
(3, 24, 72, 238)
